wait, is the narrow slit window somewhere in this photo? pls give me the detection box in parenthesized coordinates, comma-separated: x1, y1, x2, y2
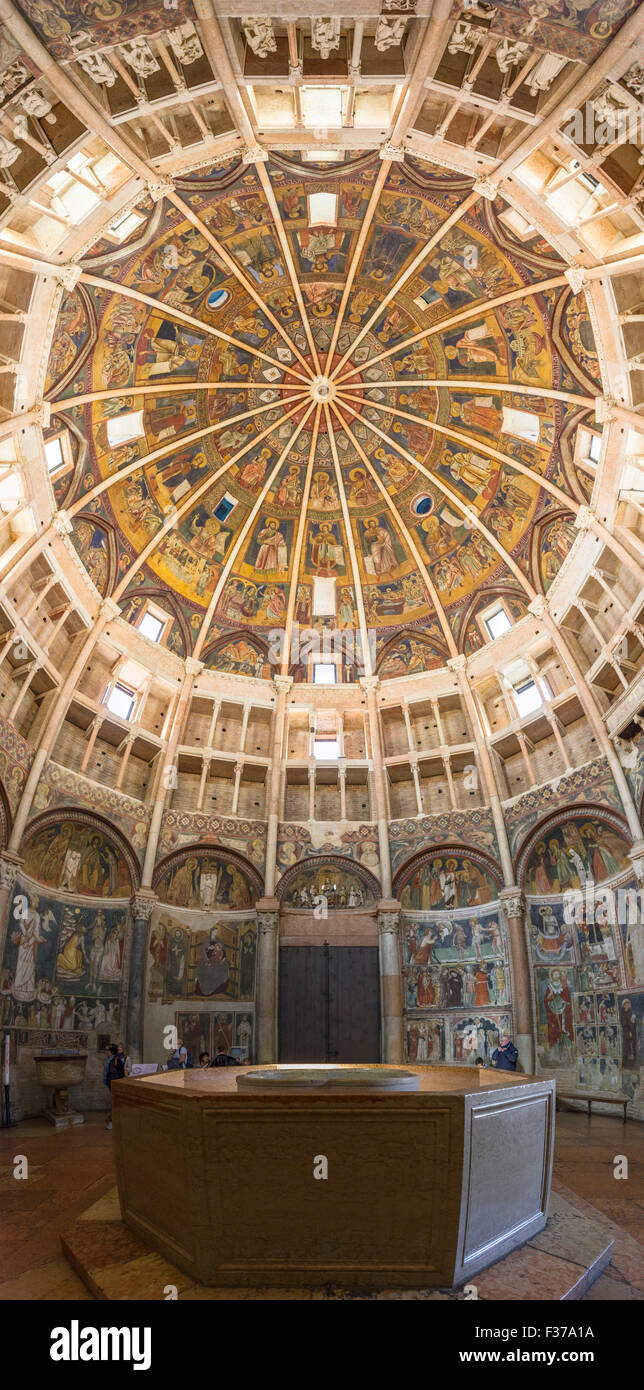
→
(484, 607, 512, 640)
(105, 682, 136, 721)
(513, 678, 542, 718)
(313, 662, 337, 684)
(107, 411, 144, 447)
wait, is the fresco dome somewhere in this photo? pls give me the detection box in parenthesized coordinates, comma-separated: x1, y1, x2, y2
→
(44, 149, 598, 681)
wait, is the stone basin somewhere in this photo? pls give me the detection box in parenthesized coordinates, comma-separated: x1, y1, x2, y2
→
(34, 1052, 88, 1128)
(236, 1065, 419, 1092)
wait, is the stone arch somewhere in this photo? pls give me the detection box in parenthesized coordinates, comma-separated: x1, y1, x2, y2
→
(153, 844, 263, 910)
(0, 774, 11, 851)
(393, 843, 504, 909)
(376, 628, 446, 679)
(20, 808, 140, 896)
(276, 853, 381, 907)
(515, 804, 632, 892)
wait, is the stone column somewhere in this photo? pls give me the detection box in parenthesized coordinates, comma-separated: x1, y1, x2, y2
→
(0, 851, 22, 963)
(7, 596, 120, 855)
(338, 761, 347, 821)
(499, 889, 534, 1074)
(256, 898, 280, 1062)
(534, 598, 644, 844)
(378, 901, 404, 1063)
(125, 890, 157, 1063)
(449, 655, 536, 1072)
(231, 760, 243, 816)
(360, 675, 393, 898)
(264, 676, 291, 897)
(141, 656, 202, 888)
(410, 758, 423, 815)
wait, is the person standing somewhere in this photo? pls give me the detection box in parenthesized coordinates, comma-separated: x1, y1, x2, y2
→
(104, 1043, 125, 1130)
(491, 1033, 518, 1072)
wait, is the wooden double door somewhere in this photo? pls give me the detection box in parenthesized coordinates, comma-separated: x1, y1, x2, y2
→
(278, 943, 380, 1063)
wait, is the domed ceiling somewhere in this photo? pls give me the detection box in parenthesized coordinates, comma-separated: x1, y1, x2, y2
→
(45, 150, 600, 681)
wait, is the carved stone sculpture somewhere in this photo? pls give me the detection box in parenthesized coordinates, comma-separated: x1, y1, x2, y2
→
(311, 18, 341, 61)
(242, 17, 277, 59)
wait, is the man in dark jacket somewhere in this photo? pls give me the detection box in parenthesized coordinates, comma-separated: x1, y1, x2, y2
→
(104, 1042, 125, 1129)
(491, 1033, 519, 1071)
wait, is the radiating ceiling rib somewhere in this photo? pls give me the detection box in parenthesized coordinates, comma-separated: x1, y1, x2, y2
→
(64, 395, 308, 517)
(255, 162, 322, 376)
(350, 380, 595, 409)
(336, 253, 644, 387)
(341, 389, 644, 588)
(79, 271, 309, 381)
(50, 382, 307, 412)
(323, 160, 392, 374)
(279, 407, 322, 680)
(325, 406, 375, 680)
(340, 399, 550, 605)
(110, 398, 313, 608)
(330, 189, 481, 380)
(165, 186, 314, 375)
(329, 403, 457, 660)
(193, 404, 317, 660)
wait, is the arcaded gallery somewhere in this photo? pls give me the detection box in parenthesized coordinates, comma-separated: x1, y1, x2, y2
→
(0, 0, 642, 1315)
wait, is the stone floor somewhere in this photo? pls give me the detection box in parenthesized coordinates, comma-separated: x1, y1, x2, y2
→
(0, 1109, 642, 1300)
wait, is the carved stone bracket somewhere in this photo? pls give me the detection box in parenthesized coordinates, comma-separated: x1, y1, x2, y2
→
(242, 145, 268, 165)
(185, 656, 204, 677)
(100, 596, 121, 622)
(595, 395, 618, 424)
(52, 509, 73, 536)
(565, 266, 591, 296)
(473, 178, 499, 201)
(380, 142, 405, 162)
(147, 180, 174, 203)
(56, 264, 82, 292)
(447, 654, 467, 673)
(528, 595, 549, 620)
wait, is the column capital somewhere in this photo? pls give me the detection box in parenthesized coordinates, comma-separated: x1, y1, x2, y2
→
(359, 674, 380, 693)
(234, 759, 244, 775)
(377, 899, 401, 934)
(130, 889, 157, 921)
(52, 509, 73, 536)
(380, 141, 405, 162)
(565, 266, 591, 296)
(289, 61, 303, 82)
(528, 595, 549, 620)
(628, 843, 644, 883)
(447, 654, 467, 673)
(574, 504, 593, 531)
(242, 144, 268, 164)
(100, 596, 121, 622)
(273, 674, 293, 694)
(499, 887, 525, 921)
(256, 898, 280, 934)
(35, 401, 51, 429)
(185, 656, 204, 677)
(473, 177, 499, 200)
(0, 851, 23, 892)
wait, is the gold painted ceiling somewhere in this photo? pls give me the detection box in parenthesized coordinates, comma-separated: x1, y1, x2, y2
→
(45, 149, 600, 681)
